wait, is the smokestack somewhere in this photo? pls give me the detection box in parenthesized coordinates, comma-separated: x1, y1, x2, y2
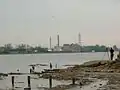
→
(50, 37, 52, 49)
(78, 33, 81, 46)
(78, 33, 82, 52)
(57, 35, 59, 47)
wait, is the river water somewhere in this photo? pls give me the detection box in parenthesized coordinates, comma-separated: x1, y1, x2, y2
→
(0, 52, 118, 89)
(0, 52, 118, 73)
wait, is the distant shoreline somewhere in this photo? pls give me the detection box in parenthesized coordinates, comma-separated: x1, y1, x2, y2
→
(0, 51, 107, 55)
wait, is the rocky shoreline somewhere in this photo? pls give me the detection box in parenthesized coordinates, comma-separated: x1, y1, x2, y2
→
(41, 60, 120, 90)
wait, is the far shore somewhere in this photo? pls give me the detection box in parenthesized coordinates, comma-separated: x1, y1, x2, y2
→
(0, 51, 108, 56)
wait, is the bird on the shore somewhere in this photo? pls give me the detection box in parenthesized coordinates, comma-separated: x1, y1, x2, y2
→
(79, 82, 83, 86)
(79, 82, 83, 88)
(17, 69, 20, 72)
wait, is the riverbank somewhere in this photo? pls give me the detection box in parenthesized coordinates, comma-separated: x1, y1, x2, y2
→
(41, 60, 120, 90)
(0, 60, 120, 90)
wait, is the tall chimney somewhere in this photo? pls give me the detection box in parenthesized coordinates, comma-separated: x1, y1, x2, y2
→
(57, 35, 59, 47)
(78, 33, 81, 46)
(50, 37, 52, 49)
(78, 33, 82, 52)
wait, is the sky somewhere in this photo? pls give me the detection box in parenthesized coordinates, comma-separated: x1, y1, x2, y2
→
(0, 0, 120, 47)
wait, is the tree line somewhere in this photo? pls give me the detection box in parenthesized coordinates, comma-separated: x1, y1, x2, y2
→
(0, 44, 118, 54)
(0, 44, 48, 54)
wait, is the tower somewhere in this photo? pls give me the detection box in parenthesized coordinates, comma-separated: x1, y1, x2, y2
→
(57, 35, 59, 47)
(78, 33, 82, 52)
(49, 37, 52, 49)
(78, 33, 81, 45)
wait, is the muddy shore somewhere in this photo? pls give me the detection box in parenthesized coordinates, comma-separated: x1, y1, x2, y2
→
(41, 60, 120, 90)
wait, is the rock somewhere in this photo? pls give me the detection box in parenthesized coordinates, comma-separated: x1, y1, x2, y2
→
(100, 84, 102, 86)
(108, 70, 114, 73)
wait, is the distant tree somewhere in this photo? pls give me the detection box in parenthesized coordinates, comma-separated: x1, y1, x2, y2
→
(1, 44, 13, 53)
(16, 44, 27, 53)
(82, 45, 106, 52)
(4, 43, 13, 50)
(17, 44, 26, 49)
(113, 45, 118, 51)
(34, 46, 48, 53)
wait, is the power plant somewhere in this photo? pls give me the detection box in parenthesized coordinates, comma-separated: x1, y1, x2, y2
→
(53, 35, 62, 51)
(49, 33, 82, 52)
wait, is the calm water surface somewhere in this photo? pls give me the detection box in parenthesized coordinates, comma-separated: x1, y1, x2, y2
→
(0, 52, 117, 73)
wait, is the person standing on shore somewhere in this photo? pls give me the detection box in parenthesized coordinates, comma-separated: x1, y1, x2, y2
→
(110, 47, 114, 60)
(32, 66, 35, 72)
(55, 64, 57, 69)
(30, 68, 32, 73)
(50, 63, 52, 69)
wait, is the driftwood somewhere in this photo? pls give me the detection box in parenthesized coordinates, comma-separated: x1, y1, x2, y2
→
(0, 73, 8, 76)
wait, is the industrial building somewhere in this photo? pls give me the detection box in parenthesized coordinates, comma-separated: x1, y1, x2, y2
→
(62, 43, 81, 52)
(49, 33, 82, 52)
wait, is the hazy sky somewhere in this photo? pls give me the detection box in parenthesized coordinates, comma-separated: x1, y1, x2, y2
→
(0, 0, 120, 47)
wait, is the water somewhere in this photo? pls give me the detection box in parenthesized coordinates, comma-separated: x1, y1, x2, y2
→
(0, 52, 118, 73)
(0, 52, 118, 89)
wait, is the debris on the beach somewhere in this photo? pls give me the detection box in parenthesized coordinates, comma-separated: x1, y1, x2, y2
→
(29, 63, 48, 67)
(63, 64, 79, 67)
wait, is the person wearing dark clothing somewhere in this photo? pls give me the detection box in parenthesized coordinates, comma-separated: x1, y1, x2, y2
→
(32, 66, 35, 71)
(30, 68, 32, 74)
(50, 63, 52, 69)
(32, 66, 35, 73)
(110, 48, 114, 60)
